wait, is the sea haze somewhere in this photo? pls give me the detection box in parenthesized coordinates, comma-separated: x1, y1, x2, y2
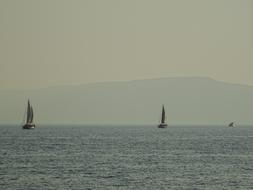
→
(0, 125, 253, 189)
(0, 77, 253, 125)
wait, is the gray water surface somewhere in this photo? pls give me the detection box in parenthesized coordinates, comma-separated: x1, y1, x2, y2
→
(0, 125, 253, 189)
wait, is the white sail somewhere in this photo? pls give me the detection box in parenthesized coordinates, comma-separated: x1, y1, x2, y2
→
(161, 105, 166, 124)
(26, 100, 34, 124)
(158, 105, 168, 128)
(29, 106, 34, 123)
(26, 100, 31, 123)
(22, 100, 36, 129)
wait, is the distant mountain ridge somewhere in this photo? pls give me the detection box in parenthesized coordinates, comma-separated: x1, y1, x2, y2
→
(1, 77, 253, 125)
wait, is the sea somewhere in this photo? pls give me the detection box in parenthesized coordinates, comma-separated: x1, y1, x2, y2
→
(0, 125, 253, 190)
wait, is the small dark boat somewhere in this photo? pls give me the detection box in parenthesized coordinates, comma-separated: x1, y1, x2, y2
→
(158, 105, 168, 128)
(22, 100, 35, 129)
(228, 122, 235, 127)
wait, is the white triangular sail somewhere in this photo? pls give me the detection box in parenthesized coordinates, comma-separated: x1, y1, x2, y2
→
(161, 105, 166, 124)
(29, 106, 34, 123)
(158, 105, 168, 128)
(26, 100, 31, 124)
(22, 100, 36, 129)
(26, 100, 34, 124)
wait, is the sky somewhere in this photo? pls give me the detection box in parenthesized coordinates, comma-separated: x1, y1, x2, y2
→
(0, 0, 252, 90)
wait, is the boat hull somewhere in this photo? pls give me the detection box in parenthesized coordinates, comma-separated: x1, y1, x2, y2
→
(22, 124, 36, 129)
(158, 123, 168, 128)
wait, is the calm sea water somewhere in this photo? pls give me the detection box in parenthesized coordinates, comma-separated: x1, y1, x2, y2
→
(0, 125, 253, 190)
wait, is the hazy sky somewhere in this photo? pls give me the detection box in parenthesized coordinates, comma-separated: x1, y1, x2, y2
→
(0, 0, 252, 89)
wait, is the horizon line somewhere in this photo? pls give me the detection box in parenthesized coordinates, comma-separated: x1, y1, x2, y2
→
(1, 123, 253, 127)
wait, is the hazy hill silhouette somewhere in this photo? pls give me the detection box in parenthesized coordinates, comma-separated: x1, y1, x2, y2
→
(1, 77, 253, 125)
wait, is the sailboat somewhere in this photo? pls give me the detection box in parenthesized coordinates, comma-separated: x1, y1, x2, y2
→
(158, 105, 168, 128)
(228, 122, 235, 127)
(22, 100, 36, 129)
